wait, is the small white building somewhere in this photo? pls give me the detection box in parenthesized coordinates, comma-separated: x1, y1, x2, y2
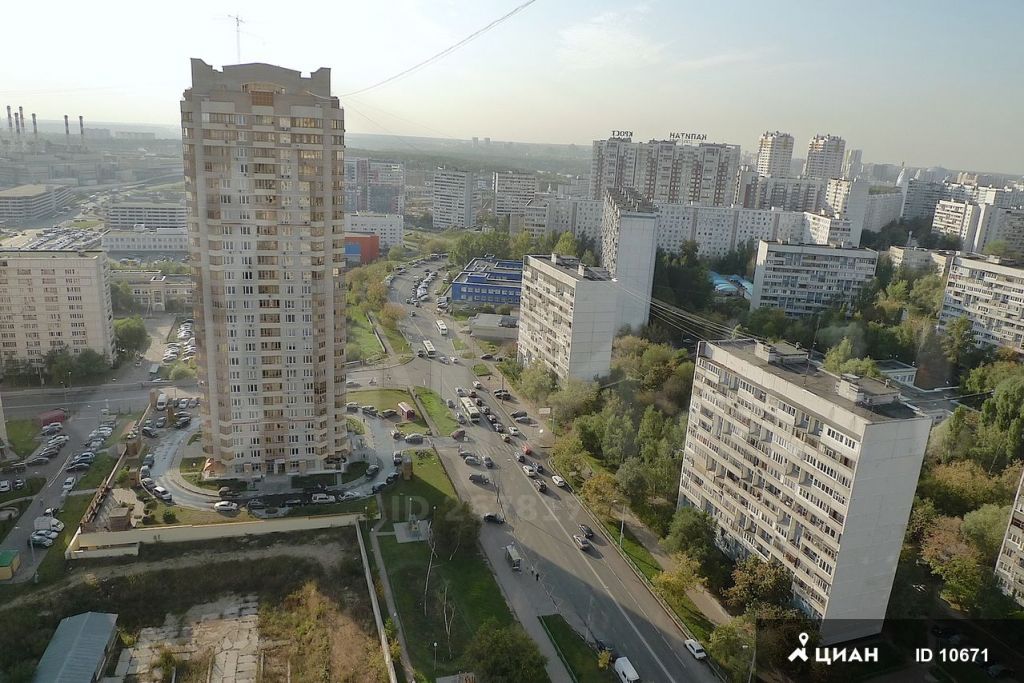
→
(101, 226, 189, 253)
(344, 212, 404, 249)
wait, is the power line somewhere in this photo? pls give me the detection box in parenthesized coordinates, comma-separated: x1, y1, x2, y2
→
(339, 0, 540, 97)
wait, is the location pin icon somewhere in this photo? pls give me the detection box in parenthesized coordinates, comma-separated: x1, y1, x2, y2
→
(798, 632, 809, 647)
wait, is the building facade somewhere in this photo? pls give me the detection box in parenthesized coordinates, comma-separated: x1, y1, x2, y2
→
(432, 168, 474, 230)
(938, 255, 1024, 351)
(0, 249, 115, 365)
(931, 200, 982, 248)
(600, 189, 657, 330)
(751, 241, 878, 317)
(679, 339, 930, 643)
(738, 174, 826, 213)
(110, 270, 194, 312)
(0, 184, 73, 222)
(182, 59, 349, 478)
(518, 254, 618, 381)
(842, 149, 863, 179)
(343, 158, 406, 214)
(105, 202, 187, 230)
(653, 203, 806, 258)
(863, 190, 904, 234)
(756, 131, 794, 178)
(344, 212, 403, 250)
(450, 257, 524, 307)
(887, 246, 954, 275)
(493, 171, 537, 216)
(343, 233, 380, 265)
(996, 472, 1024, 605)
(824, 178, 868, 242)
(803, 134, 846, 180)
(100, 227, 189, 253)
(900, 179, 946, 221)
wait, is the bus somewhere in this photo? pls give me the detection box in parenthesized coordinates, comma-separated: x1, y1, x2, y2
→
(436, 320, 448, 336)
(422, 340, 436, 358)
(397, 402, 416, 420)
(459, 396, 480, 422)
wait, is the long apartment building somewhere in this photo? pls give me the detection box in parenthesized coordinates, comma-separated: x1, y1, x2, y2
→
(996, 474, 1024, 605)
(182, 59, 349, 479)
(432, 167, 474, 229)
(100, 226, 189, 253)
(737, 173, 825, 213)
(679, 339, 930, 643)
(493, 171, 537, 216)
(600, 189, 657, 331)
(105, 201, 187, 229)
(938, 254, 1024, 351)
(589, 136, 740, 207)
(517, 253, 618, 381)
(0, 184, 73, 223)
(0, 249, 115, 366)
(751, 241, 878, 317)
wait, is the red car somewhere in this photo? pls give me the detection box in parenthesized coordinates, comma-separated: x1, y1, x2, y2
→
(522, 445, 533, 456)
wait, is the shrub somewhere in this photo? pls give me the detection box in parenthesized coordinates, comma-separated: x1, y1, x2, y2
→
(162, 510, 177, 524)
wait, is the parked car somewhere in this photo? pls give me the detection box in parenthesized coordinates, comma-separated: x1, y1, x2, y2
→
(141, 426, 157, 438)
(65, 462, 90, 473)
(28, 536, 53, 549)
(405, 433, 424, 444)
(511, 410, 529, 419)
(522, 465, 536, 477)
(572, 534, 590, 551)
(469, 473, 490, 485)
(178, 398, 190, 410)
(456, 413, 467, 424)
(346, 402, 359, 411)
(552, 475, 566, 488)
(391, 429, 402, 439)
(61, 476, 76, 491)
(174, 417, 191, 429)
(152, 486, 173, 502)
(534, 479, 547, 493)
(213, 501, 239, 512)
(515, 416, 531, 424)
(446, 399, 456, 408)
(26, 456, 49, 466)
(360, 405, 377, 415)
(480, 353, 493, 360)
(0, 480, 9, 493)
(464, 456, 480, 466)
(381, 409, 398, 418)
(483, 456, 494, 468)
(155, 417, 167, 428)
(393, 452, 404, 465)
(507, 426, 520, 436)
(469, 390, 477, 399)
(450, 429, 466, 440)
(685, 639, 707, 661)
(494, 424, 505, 433)
(483, 513, 505, 524)
(515, 452, 525, 463)
(366, 464, 381, 478)
(502, 434, 511, 443)
(473, 381, 483, 390)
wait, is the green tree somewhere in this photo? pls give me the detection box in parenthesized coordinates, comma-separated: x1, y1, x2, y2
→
(547, 378, 599, 424)
(653, 552, 704, 603)
(114, 316, 150, 355)
(518, 362, 556, 402)
(431, 498, 481, 559)
(74, 348, 109, 378)
(937, 554, 986, 611)
(387, 245, 406, 261)
(378, 303, 406, 329)
(110, 279, 137, 313)
(981, 376, 1024, 461)
(581, 249, 597, 266)
(823, 337, 855, 373)
(44, 348, 76, 385)
(552, 431, 591, 486)
(636, 406, 665, 460)
(553, 231, 577, 256)
(918, 461, 1022, 517)
(651, 243, 713, 312)
(943, 316, 982, 380)
(574, 413, 605, 457)
(725, 557, 793, 613)
(461, 620, 547, 683)
(169, 363, 196, 380)
(708, 616, 756, 682)
(962, 504, 1011, 564)
(906, 496, 939, 544)
(921, 516, 976, 574)
(580, 472, 619, 518)
(615, 456, 649, 506)
(664, 507, 717, 557)
(601, 414, 635, 466)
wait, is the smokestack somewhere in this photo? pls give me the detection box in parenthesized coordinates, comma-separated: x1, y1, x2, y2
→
(13, 112, 19, 135)
(79, 115, 84, 139)
(64, 114, 69, 138)
(5, 106, 11, 134)
(31, 113, 37, 137)
(18, 107, 24, 132)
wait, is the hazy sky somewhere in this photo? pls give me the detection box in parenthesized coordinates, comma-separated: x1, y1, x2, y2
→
(2, 0, 1022, 173)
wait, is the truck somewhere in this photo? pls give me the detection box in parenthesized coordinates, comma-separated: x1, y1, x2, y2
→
(34, 517, 65, 533)
(504, 544, 522, 571)
(613, 657, 640, 683)
(35, 408, 67, 427)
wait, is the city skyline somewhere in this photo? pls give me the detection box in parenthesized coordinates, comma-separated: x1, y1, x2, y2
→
(0, 0, 1021, 174)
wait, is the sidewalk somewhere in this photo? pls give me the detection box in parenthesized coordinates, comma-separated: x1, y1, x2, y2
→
(369, 514, 416, 681)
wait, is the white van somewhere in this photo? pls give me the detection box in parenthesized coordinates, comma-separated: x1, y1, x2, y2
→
(156, 393, 168, 411)
(310, 493, 336, 504)
(614, 657, 640, 683)
(504, 544, 522, 571)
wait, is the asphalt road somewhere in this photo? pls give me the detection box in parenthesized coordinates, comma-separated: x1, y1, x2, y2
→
(348, 266, 716, 683)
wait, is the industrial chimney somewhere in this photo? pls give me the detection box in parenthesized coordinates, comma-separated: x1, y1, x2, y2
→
(5, 106, 11, 135)
(13, 112, 19, 136)
(31, 113, 37, 137)
(18, 106, 24, 132)
(79, 115, 84, 141)
(64, 114, 70, 138)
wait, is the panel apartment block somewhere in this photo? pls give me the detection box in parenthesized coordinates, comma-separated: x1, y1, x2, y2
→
(756, 131, 794, 178)
(0, 184, 73, 222)
(939, 255, 1024, 351)
(493, 171, 537, 216)
(752, 241, 878, 317)
(600, 189, 657, 331)
(432, 168, 474, 229)
(0, 249, 115, 365)
(182, 59, 349, 478)
(679, 339, 930, 642)
(803, 134, 846, 180)
(105, 202, 187, 230)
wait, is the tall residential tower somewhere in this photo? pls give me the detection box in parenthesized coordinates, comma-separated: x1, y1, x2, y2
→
(803, 134, 846, 180)
(756, 131, 795, 178)
(182, 59, 349, 478)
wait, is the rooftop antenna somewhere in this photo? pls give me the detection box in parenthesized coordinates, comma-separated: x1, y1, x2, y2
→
(227, 14, 245, 63)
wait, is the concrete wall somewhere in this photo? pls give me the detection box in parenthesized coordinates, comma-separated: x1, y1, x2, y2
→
(67, 512, 365, 559)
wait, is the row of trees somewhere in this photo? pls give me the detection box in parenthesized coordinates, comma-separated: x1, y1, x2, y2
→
(447, 228, 597, 270)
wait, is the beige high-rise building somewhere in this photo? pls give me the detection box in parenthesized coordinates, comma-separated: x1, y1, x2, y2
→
(803, 134, 846, 180)
(0, 249, 115, 367)
(182, 59, 349, 478)
(756, 131, 794, 178)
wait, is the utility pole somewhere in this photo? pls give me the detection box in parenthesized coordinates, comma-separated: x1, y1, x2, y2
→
(227, 14, 245, 63)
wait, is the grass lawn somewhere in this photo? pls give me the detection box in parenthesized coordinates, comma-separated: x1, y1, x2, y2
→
(478, 340, 499, 354)
(340, 461, 369, 484)
(413, 386, 459, 435)
(346, 417, 365, 434)
(450, 309, 473, 321)
(72, 454, 118, 490)
(452, 338, 467, 350)
(348, 388, 412, 412)
(378, 319, 411, 354)
(292, 473, 339, 489)
(150, 500, 256, 525)
(5, 419, 40, 457)
(348, 314, 384, 361)
(539, 615, 615, 682)
(0, 476, 44, 504)
(460, 351, 476, 359)
(0, 499, 30, 540)
(287, 496, 378, 518)
(472, 363, 491, 377)
(379, 534, 514, 678)
(379, 450, 454, 528)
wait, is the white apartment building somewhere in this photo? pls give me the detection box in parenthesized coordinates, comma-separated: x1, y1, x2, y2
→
(804, 213, 856, 246)
(518, 254, 618, 381)
(343, 158, 406, 214)
(756, 131, 794, 178)
(803, 134, 846, 180)
(901, 179, 947, 221)
(738, 174, 826, 213)
(105, 202, 187, 230)
(824, 178, 868, 243)
(493, 171, 537, 216)
(932, 200, 983, 248)
(863, 190, 904, 233)
(0, 184, 73, 222)
(752, 241, 878, 317)
(0, 249, 115, 365)
(887, 246, 954, 275)
(589, 137, 740, 207)
(182, 59, 349, 479)
(938, 255, 1024, 351)
(510, 197, 556, 239)
(101, 227, 189, 253)
(0, 392, 8, 461)
(996, 473, 1024, 605)
(652, 203, 806, 258)
(344, 212, 403, 249)
(842, 149, 863, 180)
(679, 339, 930, 643)
(980, 207, 1024, 255)
(600, 189, 657, 331)
(432, 168, 474, 229)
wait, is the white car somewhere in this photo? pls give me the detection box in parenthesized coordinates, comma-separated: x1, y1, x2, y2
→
(522, 465, 537, 478)
(152, 486, 173, 502)
(552, 475, 566, 488)
(62, 476, 76, 491)
(473, 381, 483, 390)
(0, 480, 10, 493)
(685, 639, 707, 661)
(213, 501, 239, 512)
(508, 427, 520, 436)
(450, 356, 458, 364)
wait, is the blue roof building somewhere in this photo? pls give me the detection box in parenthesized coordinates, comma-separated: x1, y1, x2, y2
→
(450, 257, 524, 307)
(708, 271, 740, 296)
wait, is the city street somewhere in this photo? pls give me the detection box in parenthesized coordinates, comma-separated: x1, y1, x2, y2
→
(346, 266, 716, 683)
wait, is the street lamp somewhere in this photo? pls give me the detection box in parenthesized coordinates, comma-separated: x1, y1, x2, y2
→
(743, 642, 756, 683)
(433, 641, 438, 670)
(613, 499, 625, 548)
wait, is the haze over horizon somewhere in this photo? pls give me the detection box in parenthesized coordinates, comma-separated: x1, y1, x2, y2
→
(2, 0, 1021, 174)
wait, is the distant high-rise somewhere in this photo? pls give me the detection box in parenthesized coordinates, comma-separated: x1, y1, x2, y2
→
(756, 131, 794, 178)
(493, 171, 537, 216)
(842, 149, 863, 179)
(182, 59, 349, 479)
(589, 136, 740, 207)
(600, 189, 658, 331)
(432, 168, 474, 229)
(803, 134, 846, 180)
